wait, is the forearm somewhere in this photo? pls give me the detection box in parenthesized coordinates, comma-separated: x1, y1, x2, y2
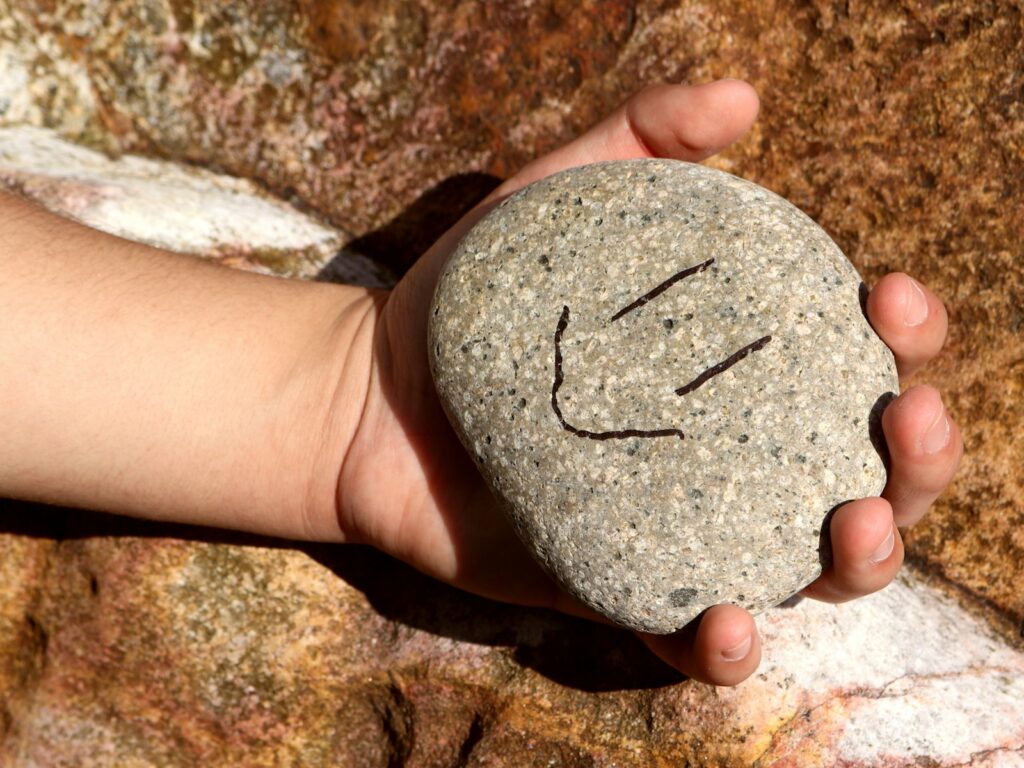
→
(0, 191, 374, 540)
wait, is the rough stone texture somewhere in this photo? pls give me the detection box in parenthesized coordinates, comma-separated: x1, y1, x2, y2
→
(1, 506, 1023, 766)
(431, 159, 897, 632)
(0, 124, 396, 285)
(1, 0, 1023, 764)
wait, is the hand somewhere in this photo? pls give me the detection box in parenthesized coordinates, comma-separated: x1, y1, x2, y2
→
(335, 80, 963, 686)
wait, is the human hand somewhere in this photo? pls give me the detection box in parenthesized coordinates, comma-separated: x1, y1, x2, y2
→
(334, 80, 963, 685)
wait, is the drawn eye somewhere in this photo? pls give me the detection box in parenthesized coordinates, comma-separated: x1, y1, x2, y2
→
(551, 257, 772, 442)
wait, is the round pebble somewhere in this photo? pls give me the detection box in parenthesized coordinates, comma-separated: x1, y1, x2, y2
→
(429, 159, 897, 633)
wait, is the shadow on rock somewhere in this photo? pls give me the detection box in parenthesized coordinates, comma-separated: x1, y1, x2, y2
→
(319, 171, 502, 281)
(309, 544, 686, 693)
(0, 500, 685, 693)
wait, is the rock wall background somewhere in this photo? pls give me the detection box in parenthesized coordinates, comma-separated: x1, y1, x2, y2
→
(0, 1, 1022, 765)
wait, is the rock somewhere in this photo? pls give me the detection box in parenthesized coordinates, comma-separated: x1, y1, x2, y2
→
(2, 0, 1024, 763)
(430, 159, 897, 633)
(0, 125, 395, 286)
(3, 505, 1023, 766)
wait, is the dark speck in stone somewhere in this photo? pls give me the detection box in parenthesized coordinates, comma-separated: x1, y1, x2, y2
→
(738, 434, 749, 444)
(663, 318, 674, 330)
(668, 588, 698, 608)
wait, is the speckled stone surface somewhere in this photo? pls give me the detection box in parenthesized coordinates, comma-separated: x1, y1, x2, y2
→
(430, 159, 898, 633)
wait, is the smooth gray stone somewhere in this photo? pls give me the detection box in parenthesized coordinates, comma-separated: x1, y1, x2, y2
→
(429, 159, 898, 634)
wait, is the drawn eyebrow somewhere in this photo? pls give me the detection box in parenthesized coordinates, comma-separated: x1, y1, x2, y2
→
(609, 257, 715, 322)
(551, 305, 685, 441)
(674, 335, 772, 396)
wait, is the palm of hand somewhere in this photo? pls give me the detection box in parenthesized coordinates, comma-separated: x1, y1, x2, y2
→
(338, 81, 962, 685)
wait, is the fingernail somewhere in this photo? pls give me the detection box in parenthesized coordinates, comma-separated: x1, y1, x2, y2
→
(904, 276, 929, 327)
(869, 525, 895, 564)
(722, 633, 753, 662)
(921, 405, 951, 454)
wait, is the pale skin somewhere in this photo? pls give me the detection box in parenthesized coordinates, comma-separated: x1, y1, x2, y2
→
(0, 80, 962, 686)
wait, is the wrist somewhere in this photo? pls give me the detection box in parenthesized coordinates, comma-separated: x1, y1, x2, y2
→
(288, 286, 383, 542)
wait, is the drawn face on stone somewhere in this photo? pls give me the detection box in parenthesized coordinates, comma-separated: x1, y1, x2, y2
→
(429, 159, 897, 634)
(552, 256, 772, 442)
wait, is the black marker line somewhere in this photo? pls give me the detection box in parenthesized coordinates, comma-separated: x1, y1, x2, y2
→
(609, 257, 715, 322)
(674, 335, 772, 397)
(551, 305, 685, 441)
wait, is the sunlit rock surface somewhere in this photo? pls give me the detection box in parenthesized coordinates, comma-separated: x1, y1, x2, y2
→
(0, 508, 1021, 766)
(1, 1, 1022, 764)
(0, 125, 395, 285)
